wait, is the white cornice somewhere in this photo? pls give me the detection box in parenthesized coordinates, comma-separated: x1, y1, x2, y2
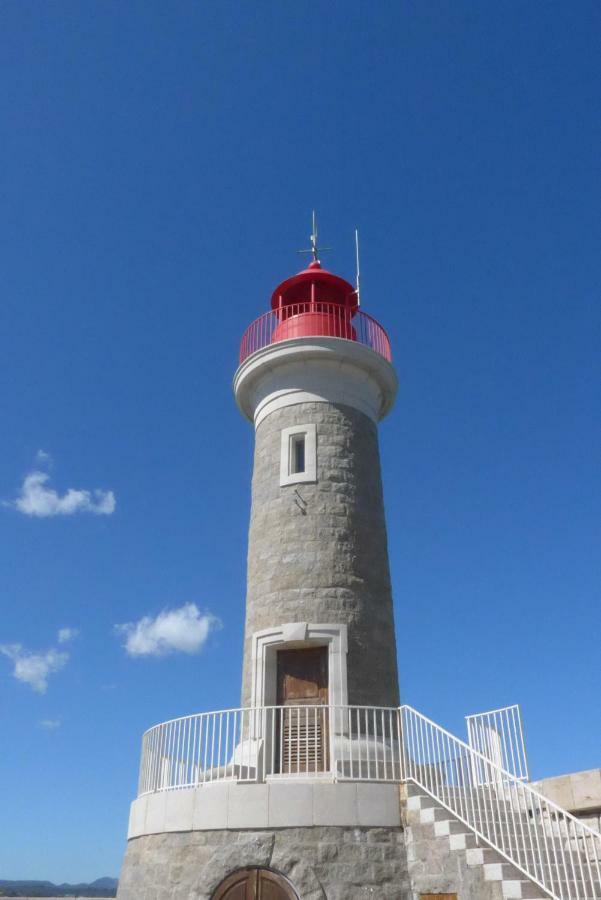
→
(233, 337, 398, 427)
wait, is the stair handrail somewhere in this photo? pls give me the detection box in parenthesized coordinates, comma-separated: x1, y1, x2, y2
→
(401, 704, 601, 900)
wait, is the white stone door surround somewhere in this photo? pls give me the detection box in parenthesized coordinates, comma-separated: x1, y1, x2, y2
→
(250, 622, 348, 710)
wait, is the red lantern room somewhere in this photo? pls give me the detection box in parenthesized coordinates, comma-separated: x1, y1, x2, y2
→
(270, 259, 358, 343)
(238, 218, 392, 365)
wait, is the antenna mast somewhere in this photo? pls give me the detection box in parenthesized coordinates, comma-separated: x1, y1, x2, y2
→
(298, 210, 331, 263)
(355, 228, 361, 307)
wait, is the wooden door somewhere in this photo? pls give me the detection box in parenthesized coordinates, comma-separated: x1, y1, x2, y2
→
(212, 867, 297, 899)
(420, 894, 458, 899)
(276, 647, 328, 774)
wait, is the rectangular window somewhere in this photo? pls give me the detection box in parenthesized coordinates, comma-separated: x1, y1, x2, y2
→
(290, 434, 305, 475)
(280, 424, 317, 486)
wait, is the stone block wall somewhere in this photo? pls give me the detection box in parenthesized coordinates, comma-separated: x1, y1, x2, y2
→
(531, 767, 601, 830)
(242, 401, 399, 709)
(117, 826, 411, 900)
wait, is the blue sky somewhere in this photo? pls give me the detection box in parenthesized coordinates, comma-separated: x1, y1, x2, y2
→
(0, 0, 599, 883)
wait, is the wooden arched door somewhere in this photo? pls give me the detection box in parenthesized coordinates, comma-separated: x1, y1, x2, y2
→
(212, 867, 298, 899)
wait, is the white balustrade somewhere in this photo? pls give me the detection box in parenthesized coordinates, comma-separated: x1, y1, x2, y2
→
(137, 705, 403, 794)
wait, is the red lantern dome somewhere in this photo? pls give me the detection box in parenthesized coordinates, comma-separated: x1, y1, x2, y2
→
(270, 260, 358, 343)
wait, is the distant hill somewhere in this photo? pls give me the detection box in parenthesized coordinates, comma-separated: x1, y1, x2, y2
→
(0, 877, 117, 897)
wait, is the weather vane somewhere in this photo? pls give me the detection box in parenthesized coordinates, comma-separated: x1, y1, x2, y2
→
(298, 211, 331, 263)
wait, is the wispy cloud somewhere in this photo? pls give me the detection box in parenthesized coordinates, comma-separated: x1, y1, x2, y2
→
(6, 470, 115, 517)
(116, 603, 220, 658)
(35, 449, 53, 467)
(0, 644, 68, 693)
(39, 718, 61, 730)
(57, 627, 79, 644)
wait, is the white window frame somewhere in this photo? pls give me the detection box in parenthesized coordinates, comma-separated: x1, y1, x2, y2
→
(279, 423, 317, 486)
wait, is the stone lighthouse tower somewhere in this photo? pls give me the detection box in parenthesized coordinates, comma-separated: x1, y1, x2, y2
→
(117, 222, 601, 900)
(235, 245, 400, 720)
(118, 229, 410, 899)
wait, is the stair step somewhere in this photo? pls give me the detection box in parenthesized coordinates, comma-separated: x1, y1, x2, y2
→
(449, 831, 479, 851)
(501, 883, 529, 899)
(465, 847, 500, 867)
(434, 818, 472, 837)
(501, 883, 547, 899)
(420, 805, 454, 823)
(485, 862, 522, 881)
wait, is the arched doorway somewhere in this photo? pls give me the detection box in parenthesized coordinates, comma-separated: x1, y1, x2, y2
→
(212, 867, 298, 899)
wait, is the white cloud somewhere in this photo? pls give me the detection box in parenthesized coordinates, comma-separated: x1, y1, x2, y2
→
(116, 603, 220, 658)
(0, 644, 68, 693)
(57, 627, 79, 644)
(7, 470, 116, 517)
(39, 718, 61, 730)
(35, 449, 52, 467)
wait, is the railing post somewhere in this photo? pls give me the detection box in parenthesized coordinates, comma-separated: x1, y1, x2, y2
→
(395, 707, 402, 782)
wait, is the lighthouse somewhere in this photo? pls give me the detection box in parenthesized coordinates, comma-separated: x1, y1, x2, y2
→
(235, 242, 400, 719)
(117, 221, 599, 900)
(117, 226, 409, 898)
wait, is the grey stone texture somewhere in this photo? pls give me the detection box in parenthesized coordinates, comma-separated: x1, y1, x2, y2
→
(117, 826, 411, 900)
(242, 401, 399, 709)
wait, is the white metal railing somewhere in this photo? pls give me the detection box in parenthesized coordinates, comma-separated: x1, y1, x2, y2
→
(137, 705, 403, 796)
(239, 303, 392, 364)
(466, 704, 530, 782)
(402, 705, 601, 900)
(136, 704, 601, 899)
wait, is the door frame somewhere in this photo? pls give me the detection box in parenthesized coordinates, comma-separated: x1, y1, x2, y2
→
(250, 622, 348, 710)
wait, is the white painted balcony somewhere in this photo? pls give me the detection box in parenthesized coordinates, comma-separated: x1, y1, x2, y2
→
(137, 704, 403, 796)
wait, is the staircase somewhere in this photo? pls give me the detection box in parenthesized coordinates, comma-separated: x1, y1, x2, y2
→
(406, 781, 548, 898)
(401, 706, 601, 899)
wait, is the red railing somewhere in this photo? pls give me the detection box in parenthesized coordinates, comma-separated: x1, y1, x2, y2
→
(239, 302, 392, 364)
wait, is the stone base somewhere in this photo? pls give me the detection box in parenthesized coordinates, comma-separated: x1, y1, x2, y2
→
(116, 826, 411, 900)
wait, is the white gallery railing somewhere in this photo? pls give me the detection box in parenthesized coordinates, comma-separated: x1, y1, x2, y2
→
(137, 704, 601, 900)
(138, 705, 403, 795)
(466, 703, 530, 782)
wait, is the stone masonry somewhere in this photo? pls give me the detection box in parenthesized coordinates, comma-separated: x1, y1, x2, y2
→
(532, 767, 601, 833)
(241, 401, 399, 710)
(117, 826, 411, 900)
